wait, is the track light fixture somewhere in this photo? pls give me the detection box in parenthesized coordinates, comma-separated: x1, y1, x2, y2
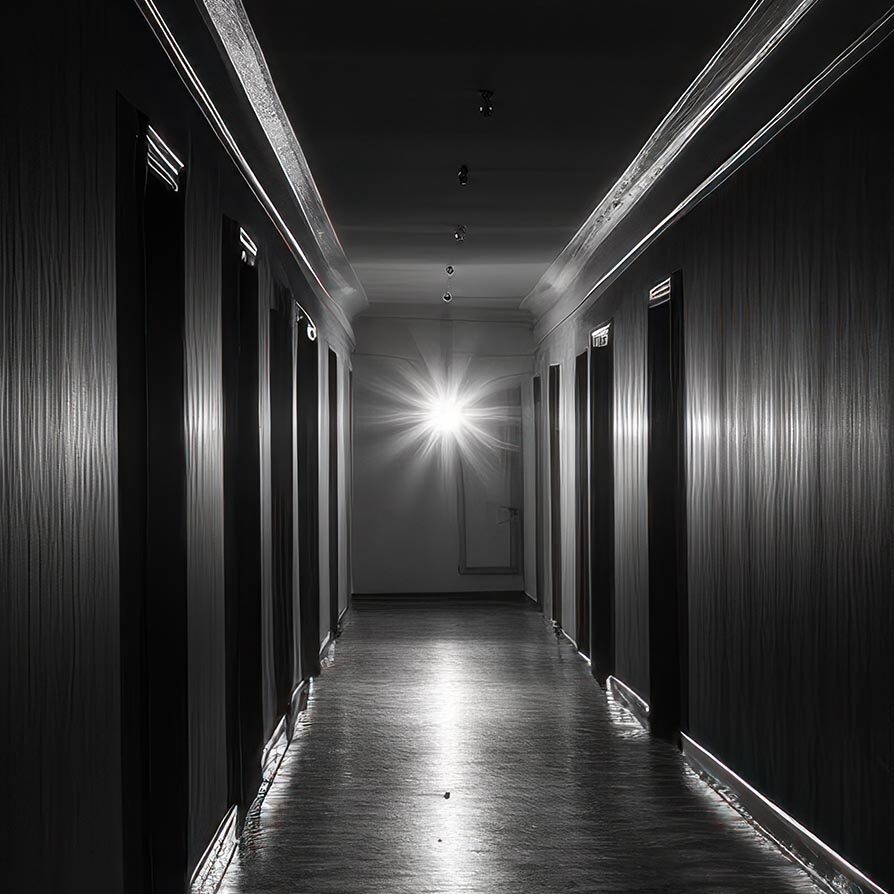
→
(457, 164, 469, 186)
(454, 224, 466, 242)
(479, 89, 494, 117)
(442, 291, 453, 303)
(446, 265, 455, 276)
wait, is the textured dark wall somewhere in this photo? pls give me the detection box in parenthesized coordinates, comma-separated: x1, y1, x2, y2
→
(1, 5, 122, 889)
(184, 140, 229, 874)
(1, 1, 351, 887)
(542, 37, 894, 888)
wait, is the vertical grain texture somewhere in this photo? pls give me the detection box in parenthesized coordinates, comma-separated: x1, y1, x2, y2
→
(567, 41, 894, 887)
(258, 258, 278, 739)
(0, 4, 122, 887)
(611, 293, 650, 699)
(184, 150, 229, 872)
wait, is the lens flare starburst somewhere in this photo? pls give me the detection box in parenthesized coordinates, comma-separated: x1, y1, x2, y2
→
(359, 352, 521, 483)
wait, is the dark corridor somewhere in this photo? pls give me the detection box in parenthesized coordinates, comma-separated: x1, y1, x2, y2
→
(4, 2, 893, 893)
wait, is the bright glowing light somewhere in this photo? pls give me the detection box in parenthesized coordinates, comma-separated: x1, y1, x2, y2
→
(358, 347, 523, 483)
(427, 395, 466, 436)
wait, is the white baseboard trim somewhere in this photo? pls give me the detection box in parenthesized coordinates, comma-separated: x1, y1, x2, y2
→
(559, 627, 579, 651)
(605, 675, 650, 729)
(191, 677, 315, 892)
(682, 734, 887, 894)
(189, 805, 238, 893)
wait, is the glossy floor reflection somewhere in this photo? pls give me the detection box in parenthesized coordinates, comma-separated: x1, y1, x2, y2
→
(220, 596, 818, 893)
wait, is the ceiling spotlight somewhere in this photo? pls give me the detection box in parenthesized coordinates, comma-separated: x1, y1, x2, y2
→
(426, 395, 466, 436)
(446, 265, 455, 276)
(479, 89, 494, 117)
(442, 291, 453, 303)
(454, 224, 466, 242)
(457, 164, 469, 186)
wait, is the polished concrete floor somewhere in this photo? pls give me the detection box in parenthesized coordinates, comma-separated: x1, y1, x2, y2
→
(220, 596, 818, 893)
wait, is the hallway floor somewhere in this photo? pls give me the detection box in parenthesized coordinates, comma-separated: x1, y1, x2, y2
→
(220, 596, 818, 894)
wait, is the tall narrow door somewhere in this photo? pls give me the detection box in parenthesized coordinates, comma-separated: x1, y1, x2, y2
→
(269, 289, 295, 719)
(574, 352, 590, 656)
(328, 349, 340, 638)
(646, 273, 688, 739)
(116, 102, 189, 893)
(589, 322, 615, 683)
(297, 325, 321, 680)
(221, 218, 263, 823)
(548, 365, 562, 628)
(533, 376, 543, 608)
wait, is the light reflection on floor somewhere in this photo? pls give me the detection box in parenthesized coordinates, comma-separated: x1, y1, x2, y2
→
(219, 596, 820, 894)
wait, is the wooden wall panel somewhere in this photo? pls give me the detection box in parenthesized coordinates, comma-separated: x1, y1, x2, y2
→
(0, 4, 122, 888)
(559, 38, 894, 888)
(184, 149, 228, 873)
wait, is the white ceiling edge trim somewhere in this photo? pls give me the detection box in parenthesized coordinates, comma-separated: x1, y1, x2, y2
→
(199, 0, 369, 322)
(534, 6, 894, 348)
(521, 0, 818, 318)
(132, 0, 357, 345)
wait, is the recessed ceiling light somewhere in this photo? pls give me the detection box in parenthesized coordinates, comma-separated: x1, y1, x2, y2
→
(479, 89, 494, 117)
(457, 164, 469, 186)
(442, 291, 453, 303)
(454, 225, 466, 242)
(446, 265, 455, 276)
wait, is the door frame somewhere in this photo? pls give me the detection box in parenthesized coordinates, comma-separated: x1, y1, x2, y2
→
(646, 271, 688, 739)
(548, 364, 562, 628)
(588, 321, 615, 683)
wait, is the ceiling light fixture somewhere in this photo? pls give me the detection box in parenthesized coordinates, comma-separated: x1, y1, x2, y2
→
(457, 164, 469, 186)
(454, 224, 466, 242)
(442, 291, 453, 303)
(446, 265, 455, 276)
(479, 89, 494, 117)
(426, 394, 466, 436)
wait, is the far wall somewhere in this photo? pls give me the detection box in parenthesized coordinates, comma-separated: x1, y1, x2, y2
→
(352, 312, 534, 594)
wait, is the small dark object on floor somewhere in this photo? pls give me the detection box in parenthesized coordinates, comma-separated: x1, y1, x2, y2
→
(444, 792, 450, 799)
(438, 839, 442, 843)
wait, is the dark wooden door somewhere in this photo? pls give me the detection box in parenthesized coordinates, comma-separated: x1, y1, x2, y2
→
(116, 101, 189, 893)
(548, 365, 562, 628)
(221, 218, 263, 824)
(328, 349, 340, 638)
(646, 273, 688, 740)
(533, 376, 543, 608)
(574, 352, 590, 657)
(269, 291, 295, 719)
(588, 323, 615, 684)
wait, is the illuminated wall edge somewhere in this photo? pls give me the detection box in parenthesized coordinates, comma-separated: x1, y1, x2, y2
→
(189, 805, 237, 893)
(189, 679, 312, 893)
(132, 0, 356, 345)
(606, 675, 650, 728)
(682, 735, 888, 894)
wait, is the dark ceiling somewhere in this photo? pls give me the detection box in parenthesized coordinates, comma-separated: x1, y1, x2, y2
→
(243, 1, 752, 310)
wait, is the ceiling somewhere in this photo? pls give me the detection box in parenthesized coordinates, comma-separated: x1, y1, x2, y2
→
(242, 1, 752, 312)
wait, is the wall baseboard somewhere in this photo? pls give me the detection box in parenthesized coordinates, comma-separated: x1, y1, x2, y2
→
(682, 734, 887, 894)
(605, 675, 650, 729)
(351, 590, 527, 602)
(189, 806, 238, 893)
(191, 673, 316, 891)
